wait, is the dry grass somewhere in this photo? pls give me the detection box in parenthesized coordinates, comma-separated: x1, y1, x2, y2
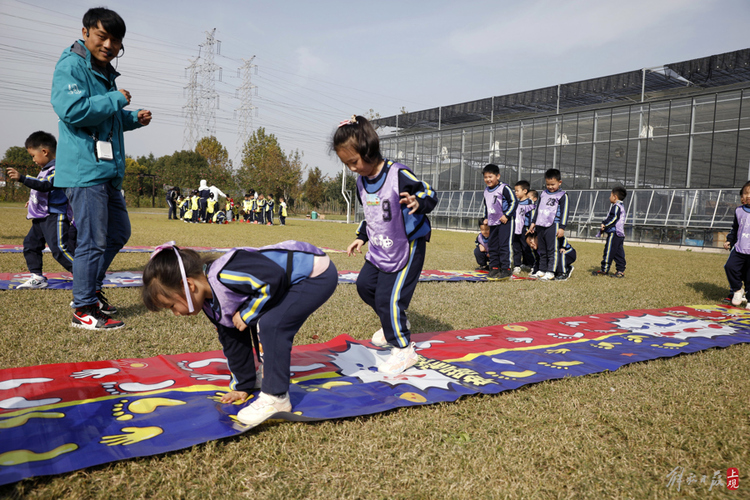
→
(0, 204, 748, 499)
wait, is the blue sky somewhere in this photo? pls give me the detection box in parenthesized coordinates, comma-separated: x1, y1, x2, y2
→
(1, 0, 748, 178)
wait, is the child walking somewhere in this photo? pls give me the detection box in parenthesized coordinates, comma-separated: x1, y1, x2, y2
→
(6, 131, 75, 288)
(278, 197, 288, 225)
(142, 240, 337, 427)
(593, 186, 627, 278)
(334, 115, 436, 375)
(724, 181, 750, 307)
(528, 169, 569, 281)
(480, 164, 517, 280)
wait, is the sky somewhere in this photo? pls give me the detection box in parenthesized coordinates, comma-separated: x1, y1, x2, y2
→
(1, 0, 749, 179)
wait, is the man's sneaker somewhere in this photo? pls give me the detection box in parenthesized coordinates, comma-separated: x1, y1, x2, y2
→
(592, 269, 608, 277)
(236, 392, 291, 427)
(612, 271, 625, 279)
(72, 305, 124, 330)
(96, 290, 117, 315)
(372, 328, 388, 347)
(731, 290, 745, 306)
(534, 270, 545, 279)
(378, 342, 418, 375)
(497, 269, 513, 280)
(539, 272, 555, 281)
(512, 266, 522, 275)
(17, 275, 47, 289)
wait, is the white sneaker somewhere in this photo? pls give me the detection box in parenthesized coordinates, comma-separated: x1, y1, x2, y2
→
(513, 267, 522, 275)
(236, 392, 291, 427)
(534, 271, 545, 278)
(371, 328, 388, 347)
(17, 275, 47, 289)
(540, 272, 555, 281)
(378, 342, 418, 375)
(732, 289, 745, 306)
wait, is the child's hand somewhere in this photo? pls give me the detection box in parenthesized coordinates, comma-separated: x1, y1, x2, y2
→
(724, 241, 731, 250)
(560, 248, 565, 254)
(220, 390, 248, 404)
(528, 223, 536, 234)
(232, 311, 248, 331)
(347, 239, 365, 256)
(399, 191, 419, 214)
(556, 228, 564, 238)
(5, 167, 20, 181)
(600, 224, 605, 231)
(479, 244, 487, 253)
(500, 215, 508, 224)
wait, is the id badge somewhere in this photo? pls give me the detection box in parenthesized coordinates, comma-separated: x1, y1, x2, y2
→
(96, 140, 114, 161)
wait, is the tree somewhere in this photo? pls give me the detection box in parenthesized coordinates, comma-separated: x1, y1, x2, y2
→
(236, 128, 302, 199)
(2, 146, 34, 170)
(153, 150, 210, 194)
(323, 169, 356, 203)
(302, 166, 327, 209)
(123, 157, 148, 206)
(195, 136, 234, 189)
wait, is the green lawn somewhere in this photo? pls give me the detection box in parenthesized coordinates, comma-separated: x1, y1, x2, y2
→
(0, 203, 747, 499)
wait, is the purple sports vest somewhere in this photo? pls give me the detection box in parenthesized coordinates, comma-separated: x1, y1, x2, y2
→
(535, 190, 566, 227)
(515, 201, 534, 235)
(26, 164, 54, 219)
(203, 241, 325, 327)
(734, 207, 750, 254)
(484, 183, 509, 226)
(358, 162, 411, 273)
(614, 201, 627, 237)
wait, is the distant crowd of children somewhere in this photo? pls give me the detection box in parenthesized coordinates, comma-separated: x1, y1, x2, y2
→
(475, 165, 627, 281)
(171, 188, 288, 226)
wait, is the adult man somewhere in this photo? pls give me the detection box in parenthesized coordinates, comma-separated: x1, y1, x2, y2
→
(51, 8, 152, 330)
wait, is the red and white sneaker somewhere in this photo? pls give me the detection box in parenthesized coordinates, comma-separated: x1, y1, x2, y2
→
(72, 305, 124, 330)
(96, 289, 118, 315)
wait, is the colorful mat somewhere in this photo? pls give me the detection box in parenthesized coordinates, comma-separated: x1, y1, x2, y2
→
(0, 270, 529, 290)
(1, 304, 748, 485)
(0, 245, 345, 254)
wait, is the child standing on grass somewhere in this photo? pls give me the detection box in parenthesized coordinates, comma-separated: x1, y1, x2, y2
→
(723, 181, 750, 307)
(142, 241, 337, 428)
(5, 131, 75, 288)
(335, 115, 436, 375)
(480, 164, 518, 280)
(512, 180, 534, 274)
(278, 197, 288, 226)
(593, 186, 627, 278)
(265, 195, 275, 225)
(474, 223, 490, 270)
(528, 169, 569, 281)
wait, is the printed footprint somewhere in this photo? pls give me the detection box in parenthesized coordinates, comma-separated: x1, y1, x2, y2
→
(112, 397, 186, 421)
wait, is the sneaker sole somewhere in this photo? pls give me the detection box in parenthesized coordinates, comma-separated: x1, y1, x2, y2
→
(237, 404, 292, 427)
(71, 320, 124, 330)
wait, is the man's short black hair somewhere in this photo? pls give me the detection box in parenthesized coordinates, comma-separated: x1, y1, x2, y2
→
(83, 8, 126, 40)
(25, 131, 57, 153)
(545, 168, 561, 181)
(612, 186, 627, 201)
(483, 164, 500, 175)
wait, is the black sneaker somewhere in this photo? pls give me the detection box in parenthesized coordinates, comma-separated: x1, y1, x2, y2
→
(555, 272, 570, 281)
(592, 269, 608, 277)
(497, 269, 513, 280)
(72, 305, 124, 330)
(612, 271, 625, 278)
(475, 265, 489, 272)
(487, 268, 501, 279)
(96, 289, 117, 315)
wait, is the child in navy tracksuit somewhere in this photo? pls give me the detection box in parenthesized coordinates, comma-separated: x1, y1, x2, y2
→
(480, 164, 518, 280)
(594, 186, 627, 278)
(529, 169, 569, 281)
(474, 223, 490, 270)
(142, 240, 337, 428)
(335, 115, 436, 376)
(512, 180, 535, 273)
(5, 131, 75, 289)
(723, 181, 750, 307)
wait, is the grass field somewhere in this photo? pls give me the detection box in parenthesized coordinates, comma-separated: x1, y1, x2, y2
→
(0, 203, 747, 499)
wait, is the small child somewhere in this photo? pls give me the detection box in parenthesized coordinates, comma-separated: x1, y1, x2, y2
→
(206, 193, 216, 223)
(480, 164, 518, 280)
(529, 169, 569, 281)
(178, 195, 187, 219)
(190, 190, 200, 223)
(212, 209, 227, 224)
(142, 241, 337, 427)
(474, 223, 490, 270)
(555, 236, 576, 281)
(278, 197, 288, 226)
(265, 195, 275, 225)
(226, 197, 234, 222)
(724, 181, 750, 307)
(512, 180, 535, 274)
(256, 194, 266, 225)
(242, 194, 252, 223)
(593, 186, 627, 278)
(6, 131, 76, 288)
(335, 115, 436, 375)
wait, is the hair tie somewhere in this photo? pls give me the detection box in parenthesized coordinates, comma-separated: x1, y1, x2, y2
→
(151, 241, 194, 313)
(338, 115, 357, 128)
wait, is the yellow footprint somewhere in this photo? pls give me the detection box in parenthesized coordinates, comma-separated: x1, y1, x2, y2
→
(112, 397, 186, 421)
(487, 370, 536, 380)
(625, 335, 649, 343)
(305, 381, 352, 392)
(651, 342, 689, 349)
(545, 348, 570, 354)
(591, 342, 621, 350)
(0, 412, 64, 429)
(0, 443, 77, 466)
(538, 361, 583, 370)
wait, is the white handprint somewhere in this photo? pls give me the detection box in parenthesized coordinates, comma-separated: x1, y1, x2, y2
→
(70, 368, 120, 379)
(506, 337, 534, 343)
